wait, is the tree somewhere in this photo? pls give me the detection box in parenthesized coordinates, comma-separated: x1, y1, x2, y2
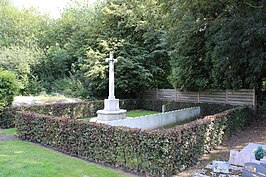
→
(163, 0, 265, 90)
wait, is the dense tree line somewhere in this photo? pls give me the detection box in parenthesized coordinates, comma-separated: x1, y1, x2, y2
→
(164, 0, 266, 91)
(0, 0, 265, 99)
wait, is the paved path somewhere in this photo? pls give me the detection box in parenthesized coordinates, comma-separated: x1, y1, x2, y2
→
(0, 129, 18, 142)
(13, 96, 81, 107)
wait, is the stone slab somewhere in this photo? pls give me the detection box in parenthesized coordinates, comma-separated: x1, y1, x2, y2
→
(240, 143, 266, 156)
(242, 162, 266, 177)
(212, 161, 230, 174)
(229, 143, 266, 166)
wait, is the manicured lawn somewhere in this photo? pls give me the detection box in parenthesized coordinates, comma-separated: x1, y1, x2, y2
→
(0, 140, 129, 177)
(1, 128, 17, 135)
(126, 110, 159, 118)
(80, 109, 160, 121)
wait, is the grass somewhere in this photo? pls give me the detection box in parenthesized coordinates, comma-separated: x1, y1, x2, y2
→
(158, 117, 201, 130)
(1, 128, 17, 135)
(0, 140, 129, 177)
(80, 109, 160, 121)
(126, 109, 159, 118)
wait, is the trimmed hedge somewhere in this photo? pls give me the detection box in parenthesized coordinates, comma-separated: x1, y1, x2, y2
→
(139, 99, 234, 116)
(0, 99, 232, 128)
(0, 99, 141, 128)
(0, 70, 19, 111)
(16, 106, 254, 176)
(0, 107, 17, 128)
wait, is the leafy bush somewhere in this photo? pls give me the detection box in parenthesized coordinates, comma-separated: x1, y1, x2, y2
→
(0, 70, 19, 110)
(139, 99, 234, 116)
(0, 45, 44, 95)
(46, 77, 90, 99)
(16, 105, 255, 176)
(0, 70, 19, 128)
(0, 99, 233, 128)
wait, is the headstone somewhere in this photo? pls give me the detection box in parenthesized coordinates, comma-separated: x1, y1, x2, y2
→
(242, 162, 266, 177)
(228, 150, 254, 166)
(261, 158, 266, 168)
(212, 161, 230, 174)
(229, 143, 266, 166)
(162, 105, 165, 113)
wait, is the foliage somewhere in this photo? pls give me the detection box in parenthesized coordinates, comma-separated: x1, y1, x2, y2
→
(164, 0, 266, 90)
(0, 98, 233, 128)
(16, 106, 254, 176)
(0, 0, 49, 47)
(0, 70, 19, 110)
(0, 45, 44, 94)
(35, 0, 171, 98)
(139, 99, 233, 116)
(0, 141, 127, 177)
(254, 146, 265, 160)
(0, 0, 265, 97)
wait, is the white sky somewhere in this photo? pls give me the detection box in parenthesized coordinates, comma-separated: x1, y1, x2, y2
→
(11, 0, 97, 19)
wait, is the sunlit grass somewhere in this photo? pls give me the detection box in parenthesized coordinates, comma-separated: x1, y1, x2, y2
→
(1, 128, 17, 135)
(0, 141, 129, 177)
(126, 110, 159, 118)
(80, 109, 160, 121)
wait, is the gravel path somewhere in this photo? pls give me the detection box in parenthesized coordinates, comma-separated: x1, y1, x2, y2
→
(175, 113, 266, 177)
(0, 129, 18, 142)
(13, 96, 81, 107)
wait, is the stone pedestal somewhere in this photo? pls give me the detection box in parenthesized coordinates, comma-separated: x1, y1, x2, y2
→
(96, 99, 126, 121)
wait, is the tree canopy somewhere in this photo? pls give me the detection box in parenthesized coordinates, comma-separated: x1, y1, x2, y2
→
(0, 0, 265, 98)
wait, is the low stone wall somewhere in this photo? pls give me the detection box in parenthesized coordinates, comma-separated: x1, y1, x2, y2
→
(103, 107, 200, 129)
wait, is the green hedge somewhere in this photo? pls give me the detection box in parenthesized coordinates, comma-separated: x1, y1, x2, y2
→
(0, 99, 233, 128)
(16, 106, 254, 176)
(0, 70, 19, 128)
(139, 99, 233, 116)
(0, 99, 141, 128)
(0, 107, 17, 128)
(0, 70, 19, 111)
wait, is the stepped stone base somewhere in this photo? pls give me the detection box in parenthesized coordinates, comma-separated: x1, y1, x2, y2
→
(94, 98, 127, 121)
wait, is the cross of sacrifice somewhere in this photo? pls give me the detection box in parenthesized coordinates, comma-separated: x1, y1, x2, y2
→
(105, 52, 117, 100)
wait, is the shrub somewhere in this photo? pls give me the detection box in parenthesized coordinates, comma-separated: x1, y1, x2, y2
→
(0, 70, 19, 110)
(16, 106, 255, 176)
(139, 99, 234, 116)
(0, 99, 233, 128)
(0, 45, 44, 95)
(0, 70, 19, 128)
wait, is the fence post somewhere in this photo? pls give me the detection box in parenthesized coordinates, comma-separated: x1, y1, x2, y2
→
(175, 89, 177, 102)
(156, 88, 159, 100)
(226, 89, 228, 104)
(253, 87, 256, 109)
(197, 91, 200, 103)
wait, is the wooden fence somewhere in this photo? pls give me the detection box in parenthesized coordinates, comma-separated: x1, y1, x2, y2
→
(143, 89, 256, 106)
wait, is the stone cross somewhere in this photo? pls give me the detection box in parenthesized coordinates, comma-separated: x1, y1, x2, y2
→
(105, 52, 117, 100)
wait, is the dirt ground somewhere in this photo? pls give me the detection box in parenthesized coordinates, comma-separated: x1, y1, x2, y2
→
(175, 113, 266, 177)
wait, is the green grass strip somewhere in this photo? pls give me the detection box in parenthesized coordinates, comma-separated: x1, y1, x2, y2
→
(1, 128, 17, 135)
(0, 141, 129, 177)
(126, 110, 159, 118)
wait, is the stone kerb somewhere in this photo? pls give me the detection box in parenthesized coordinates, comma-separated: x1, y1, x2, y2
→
(102, 107, 200, 130)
